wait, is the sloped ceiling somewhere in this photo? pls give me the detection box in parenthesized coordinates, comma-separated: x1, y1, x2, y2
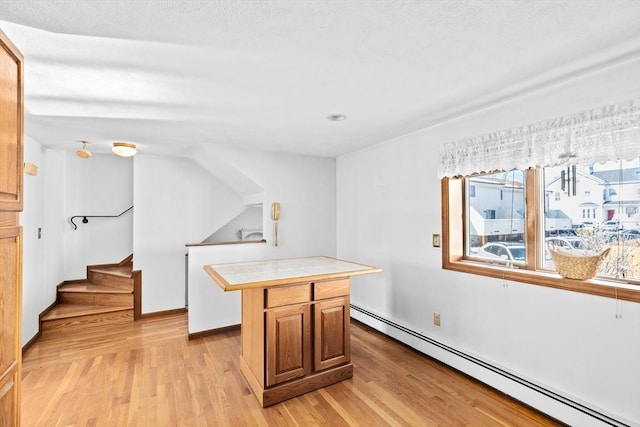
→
(1, 0, 640, 157)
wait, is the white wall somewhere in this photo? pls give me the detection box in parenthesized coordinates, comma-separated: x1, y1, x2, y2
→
(187, 243, 261, 333)
(204, 205, 263, 243)
(198, 146, 337, 253)
(22, 145, 133, 344)
(133, 154, 247, 314)
(337, 58, 640, 426)
(63, 152, 133, 279)
(186, 149, 337, 334)
(21, 137, 65, 345)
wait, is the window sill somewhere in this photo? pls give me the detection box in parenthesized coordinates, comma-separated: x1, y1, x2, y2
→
(443, 260, 640, 303)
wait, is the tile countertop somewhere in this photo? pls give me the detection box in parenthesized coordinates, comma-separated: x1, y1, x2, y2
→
(203, 256, 382, 291)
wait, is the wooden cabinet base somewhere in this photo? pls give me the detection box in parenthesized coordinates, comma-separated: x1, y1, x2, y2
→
(205, 259, 381, 409)
(240, 356, 353, 407)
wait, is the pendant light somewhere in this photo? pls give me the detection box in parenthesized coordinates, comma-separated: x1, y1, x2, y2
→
(76, 140, 91, 159)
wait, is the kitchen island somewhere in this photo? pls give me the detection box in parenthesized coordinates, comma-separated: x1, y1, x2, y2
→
(203, 256, 381, 406)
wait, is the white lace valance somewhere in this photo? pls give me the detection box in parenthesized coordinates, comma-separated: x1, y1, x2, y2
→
(438, 98, 640, 178)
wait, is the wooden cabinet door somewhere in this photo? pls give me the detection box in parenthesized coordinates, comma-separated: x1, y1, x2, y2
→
(0, 226, 21, 426)
(265, 304, 310, 386)
(0, 31, 23, 212)
(0, 29, 23, 427)
(313, 297, 350, 372)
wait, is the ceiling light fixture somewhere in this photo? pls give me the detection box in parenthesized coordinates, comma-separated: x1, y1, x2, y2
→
(76, 140, 91, 159)
(112, 142, 137, 157)
(327, 114, 346, 122)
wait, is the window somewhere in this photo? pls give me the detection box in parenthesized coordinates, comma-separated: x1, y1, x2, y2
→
(438, 99, 639, 302)
(443, 160, 640, 302)
(542, 161, 640, 280)
(467, 171, 525, 263)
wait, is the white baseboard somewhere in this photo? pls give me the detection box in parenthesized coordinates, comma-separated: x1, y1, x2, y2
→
(351, 305, 635, 427)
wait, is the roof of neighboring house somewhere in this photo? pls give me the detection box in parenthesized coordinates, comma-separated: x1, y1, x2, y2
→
(591, 167, 640, 183)
(546, 209, 570, 219)
(545, 170, 606, 188)
(470, 176, 524, 188)
(603, 200, 640, 205)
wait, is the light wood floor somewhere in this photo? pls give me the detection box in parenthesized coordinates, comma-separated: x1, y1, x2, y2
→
(22, 312, 562, 426)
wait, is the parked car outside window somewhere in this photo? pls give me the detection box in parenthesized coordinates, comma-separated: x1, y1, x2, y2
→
(476, 242, 526, 262)
(545, 237, 584, 261)
(609, 230, 640, 242)
(602, 220, 621, 231)
(546, 237, 583, 251)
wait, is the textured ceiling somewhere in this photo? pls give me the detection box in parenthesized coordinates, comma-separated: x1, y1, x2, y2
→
(1, 0, 640, 157)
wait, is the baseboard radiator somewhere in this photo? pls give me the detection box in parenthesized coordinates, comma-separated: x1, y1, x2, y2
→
(350, 304, 632, 427)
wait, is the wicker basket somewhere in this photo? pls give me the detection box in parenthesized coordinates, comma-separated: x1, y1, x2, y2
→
(547, 242, 610, 280)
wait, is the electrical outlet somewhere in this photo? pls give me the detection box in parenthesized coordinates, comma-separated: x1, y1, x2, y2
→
(433, 312, 441, 327)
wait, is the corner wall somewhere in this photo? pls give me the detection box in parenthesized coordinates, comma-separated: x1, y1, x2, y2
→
(21, 138, 65, 345)
(63, 152, 134, 279)
(132, 154, 248, 314)
(337, 57, 640, 425)
(186, 149, 337, 334)
(21, 145, 134, 344)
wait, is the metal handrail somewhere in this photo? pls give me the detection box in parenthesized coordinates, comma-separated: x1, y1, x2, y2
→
(70, 206, 133, 230)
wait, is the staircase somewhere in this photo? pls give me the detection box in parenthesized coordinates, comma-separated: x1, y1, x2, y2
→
(41, 255, 138, 332)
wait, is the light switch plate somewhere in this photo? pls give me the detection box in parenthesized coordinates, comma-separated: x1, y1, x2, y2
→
(432, 234, 441, 247)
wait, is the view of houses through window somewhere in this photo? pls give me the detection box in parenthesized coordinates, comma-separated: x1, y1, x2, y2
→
(466, 160, 640, 282)
(466, 171, 526, 263)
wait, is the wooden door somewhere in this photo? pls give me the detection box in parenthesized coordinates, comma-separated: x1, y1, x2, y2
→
(313, 297, 350, 372)
(0, 29, 24, 427)
(265, 304, 310, 386)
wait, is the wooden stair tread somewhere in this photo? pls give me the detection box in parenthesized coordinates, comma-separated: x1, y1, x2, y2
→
(42, 304, 133, 321)
(90, 266, 132, 277)
(59, 282, 132, 294)
(43, 255, 136, 328)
